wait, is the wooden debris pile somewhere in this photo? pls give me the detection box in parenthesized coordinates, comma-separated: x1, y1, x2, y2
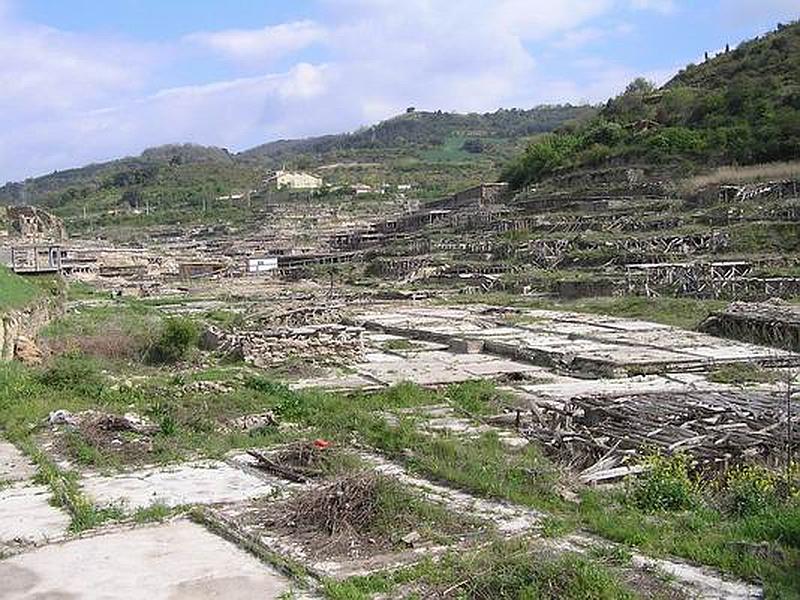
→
(699, 301, 800, 351)
(519, 390, 798, 482)
(270, 474, 382, 536)
(247, 441, 331, 483)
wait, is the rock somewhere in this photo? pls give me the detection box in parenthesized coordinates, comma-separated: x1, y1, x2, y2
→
(449, 338, 484, 354)
(14, 336, 42, 365)
(48, 410, 78, 428)
(182, 380, 233, 394)
(400, 531, 421, 547)
(728, 541, 786, 563)
(225, 412, 278, 434)
(121, 413, 159, 435)
(199, 326, 224, 351)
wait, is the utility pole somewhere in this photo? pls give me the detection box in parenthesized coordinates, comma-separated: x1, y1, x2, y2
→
(788, 371, 795, 497)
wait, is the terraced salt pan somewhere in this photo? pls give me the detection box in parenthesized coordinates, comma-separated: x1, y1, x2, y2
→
(294, 346, 545, 390)
(361, 453, 761, 599)
(81, 460, 279, 510)
(353, 305, 800, 374)
(508, 372, 731, 405)
(560, 534, 761, 600)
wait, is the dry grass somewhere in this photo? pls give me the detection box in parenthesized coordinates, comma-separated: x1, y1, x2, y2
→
(44, 331, 146, 361)
(683, 160, 800, 192)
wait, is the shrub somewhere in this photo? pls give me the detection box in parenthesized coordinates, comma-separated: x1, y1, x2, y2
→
(37, 353, 105, 395)
(629, 452, 700, 512)
(719, 464, 780, 517)
(147, 317, 199, 364)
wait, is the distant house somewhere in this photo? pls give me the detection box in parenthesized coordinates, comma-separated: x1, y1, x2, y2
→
(216, 193, 245, 201)
(264, 170, 323, 190)
(352, 183, 373, 195)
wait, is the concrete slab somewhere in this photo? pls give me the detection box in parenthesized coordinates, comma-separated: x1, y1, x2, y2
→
(81, 460, 278, 510)
(353, 305, 800, 375)
(0, 441, 36, 483)
(0, 483, 70, 546)
(0, 520, 295, 599)
(291, 372, 380, 391)
(358, 356, 477, 386)
(509, 373, 728, 404)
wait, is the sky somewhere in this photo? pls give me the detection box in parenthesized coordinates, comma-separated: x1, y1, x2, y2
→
(0, 0, 797, 182)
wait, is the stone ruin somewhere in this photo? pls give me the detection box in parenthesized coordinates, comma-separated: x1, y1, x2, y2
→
(6, 205, 67, 241)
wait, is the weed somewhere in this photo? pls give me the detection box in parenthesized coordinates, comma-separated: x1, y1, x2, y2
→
(628, 453, 700, 512)
(37, 353, 106, 395)
(718, 464, 781, 517)
(131, 503, 178, 524)
(381, 338, 415, 351)
(28, 444, 123, 532)
(540, 515, 573, 538)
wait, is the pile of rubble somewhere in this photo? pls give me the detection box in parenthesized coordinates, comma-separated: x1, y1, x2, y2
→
(253, 303, 350, 328)
(6, 206, 67, 240)
(200, 324, 365, 368)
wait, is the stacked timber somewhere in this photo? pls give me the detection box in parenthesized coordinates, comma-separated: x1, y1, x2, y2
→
(699, 301, 800, 351)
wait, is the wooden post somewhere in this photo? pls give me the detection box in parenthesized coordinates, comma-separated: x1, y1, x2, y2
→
(788, 372, 795, 497)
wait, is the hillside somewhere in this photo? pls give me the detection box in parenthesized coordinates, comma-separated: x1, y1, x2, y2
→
(0, 106, 593, 223)
(240, 106, 593, 164)
(503, 20, 800, 188)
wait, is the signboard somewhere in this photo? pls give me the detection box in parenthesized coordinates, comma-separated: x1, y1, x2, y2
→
(247, 257, 279, 273)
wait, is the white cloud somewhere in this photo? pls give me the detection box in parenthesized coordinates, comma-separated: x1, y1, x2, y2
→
(0, 0, 688, 181)
(724, 0, 799, 24)
(185, 20, 326, 63)
(629, 0, 676, 13)
(0, 19, 156, 125)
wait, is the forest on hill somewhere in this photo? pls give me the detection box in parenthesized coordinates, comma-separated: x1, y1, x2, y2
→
(503, 21, 800, 188)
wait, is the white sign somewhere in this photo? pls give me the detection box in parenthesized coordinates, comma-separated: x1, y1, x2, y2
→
(247, 257, 278, 273)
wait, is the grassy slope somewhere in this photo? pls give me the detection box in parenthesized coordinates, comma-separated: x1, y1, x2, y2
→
(0, 266, 42, 312)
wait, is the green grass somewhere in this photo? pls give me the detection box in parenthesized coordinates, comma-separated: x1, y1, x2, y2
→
(709, 363, 782, 386)
(0, 266, 42, 312)
(2, 317, 797, 597)
(325, 540, 641, 599)
(577, 489, 800, 599)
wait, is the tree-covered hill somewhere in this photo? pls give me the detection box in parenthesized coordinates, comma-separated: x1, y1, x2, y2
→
(503, 21, 800, 189)
(0, 106, 593, 213)
(239, 106, 594, 164)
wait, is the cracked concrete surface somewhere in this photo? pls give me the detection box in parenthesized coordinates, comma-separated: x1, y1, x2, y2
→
(0, 520, 295, 600)
(0, 484, 70, 547)
(81, 460, 279, 510)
